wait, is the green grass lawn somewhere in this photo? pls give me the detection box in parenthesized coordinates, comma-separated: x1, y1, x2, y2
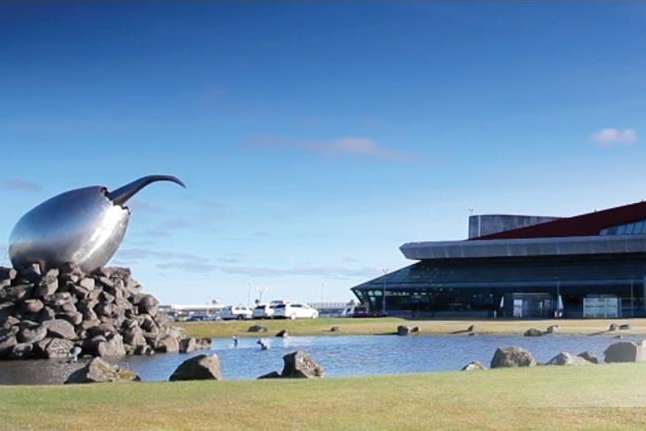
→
(1, 364, 645, 430)
(2, 318, 646, 430)
(177, 316, 646, 338)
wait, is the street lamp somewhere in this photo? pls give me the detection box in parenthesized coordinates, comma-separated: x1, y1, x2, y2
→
(382, 268, 389, 315)
(256, 286, 268, 304)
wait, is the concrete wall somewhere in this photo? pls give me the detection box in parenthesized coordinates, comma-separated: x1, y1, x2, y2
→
(468, 214, 561, 239)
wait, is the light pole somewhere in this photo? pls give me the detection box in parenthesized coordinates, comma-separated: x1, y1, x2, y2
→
(382, 268, 388, 315)
(256, 286, 268, 304)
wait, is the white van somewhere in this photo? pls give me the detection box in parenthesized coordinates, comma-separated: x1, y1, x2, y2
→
(252, 304, 275, 319)
(273, 302, 319, 319)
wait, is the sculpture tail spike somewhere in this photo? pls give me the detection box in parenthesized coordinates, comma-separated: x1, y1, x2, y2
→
(107, 175, 186, 206)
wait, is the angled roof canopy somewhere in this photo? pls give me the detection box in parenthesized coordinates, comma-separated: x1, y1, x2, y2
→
(477, 200, 646, 240)
(400, 200, 646, 261)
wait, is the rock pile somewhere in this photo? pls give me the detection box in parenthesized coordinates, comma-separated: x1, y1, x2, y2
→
(0, 263, 203, 360)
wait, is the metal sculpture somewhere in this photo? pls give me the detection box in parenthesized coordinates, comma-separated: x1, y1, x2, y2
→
(8, 175, 185, 273)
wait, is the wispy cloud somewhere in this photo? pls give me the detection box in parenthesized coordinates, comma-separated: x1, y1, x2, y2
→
(591, 128, 638, 146)
(128, 200, 170, 214)
(114, 247, 218, 272)
(155, 261, 218, 272)
(219, 264, 379, 279)
(143, 219, 191, 237)
(244, 136, 422, 162)
(1, 178, 41, 192)
(115, 248, 208, 263)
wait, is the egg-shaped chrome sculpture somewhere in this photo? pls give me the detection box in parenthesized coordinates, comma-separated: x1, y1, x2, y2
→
(8, 175, 185, 273)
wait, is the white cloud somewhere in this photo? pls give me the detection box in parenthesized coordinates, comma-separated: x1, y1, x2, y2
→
(591, 128, 638, 146)
(244, 135, 424, 162)
(218, 264, 379, 279)
(1, 178, 41, 192)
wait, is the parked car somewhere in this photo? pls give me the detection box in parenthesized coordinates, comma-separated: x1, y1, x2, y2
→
(252, 304, 275, 319)
(220, 305, 253, 320)
(273, 302, 319, 319)
(351, 306, 370, 317)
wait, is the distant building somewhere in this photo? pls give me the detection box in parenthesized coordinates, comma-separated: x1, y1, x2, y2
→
(308, 301, 354, 317)
(351, 201, 646, 319)
(159, 303, 224, 320)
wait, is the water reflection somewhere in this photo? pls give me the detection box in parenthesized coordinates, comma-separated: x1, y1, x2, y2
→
(0, 334, 640, 385)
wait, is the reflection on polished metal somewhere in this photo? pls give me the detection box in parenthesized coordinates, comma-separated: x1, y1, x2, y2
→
(8, 175, 185, 273)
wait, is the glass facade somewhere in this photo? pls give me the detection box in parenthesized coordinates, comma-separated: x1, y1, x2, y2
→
(600, 219, 646, 235)
(351, 254, 646, 319)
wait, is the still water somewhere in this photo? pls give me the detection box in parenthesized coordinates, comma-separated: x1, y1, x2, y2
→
(0, 333, 641, 385)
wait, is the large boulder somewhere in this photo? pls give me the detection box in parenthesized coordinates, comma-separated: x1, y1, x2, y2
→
(138, 294, 159, 316)
(34, 337, 75, 360)
(17, 322, 47, 344)
(155, 335, 180, 353)
(490, 346, 537, 368)
(248, 325, 268, 333)
(179, 337, 211, 353)
(523, 328, 543, 337)
(65, 357, 140, 384)
(43, 319, 77, 339)
(397, 325, 419, 336)
(545, 351, 591, 366)
(86, 334, 127, 357)
(604, 341, 646, 363)
(281, 350, 324, 378)
(169, 354, 222, 381)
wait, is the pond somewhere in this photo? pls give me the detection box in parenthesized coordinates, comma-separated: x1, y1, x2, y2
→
(0, 333, 641, 385)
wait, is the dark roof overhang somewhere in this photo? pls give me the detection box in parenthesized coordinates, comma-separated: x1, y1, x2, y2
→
(400, 235, 646, 260)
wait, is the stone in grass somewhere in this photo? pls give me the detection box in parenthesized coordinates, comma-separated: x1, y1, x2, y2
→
(490, 346, 537, 368)
(169, 354, 223, 381)
(604, 341, 646, 363)
(65, 357, 140, 384)
(461, 361, 487, 371)
(545, 352, 591, 366)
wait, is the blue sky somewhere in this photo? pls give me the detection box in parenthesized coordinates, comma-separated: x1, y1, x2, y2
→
(1, 2, 645, 306)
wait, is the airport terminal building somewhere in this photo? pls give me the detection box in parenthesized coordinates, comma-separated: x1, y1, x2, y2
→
(351, 201, 646, 319)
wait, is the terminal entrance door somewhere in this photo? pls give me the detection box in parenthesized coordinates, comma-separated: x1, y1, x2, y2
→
(505, 293, 553, 318)
(513, 299, 523, 318)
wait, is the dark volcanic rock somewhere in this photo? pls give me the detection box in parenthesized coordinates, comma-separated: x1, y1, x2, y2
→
(257, 350, 324, 379)
(0, 265, 184, 361)
(545, 351, 591, 366)
(281, 350, 324, 378)
(169, 354, 222, 381)
(604, 341, 646, 363)
(490, 346, 537, 368)
(65, 357, 140, 384)
(461, 361, 487, 371)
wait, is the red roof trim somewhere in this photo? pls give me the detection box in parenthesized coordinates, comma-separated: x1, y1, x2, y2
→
(476, 201, 646, 240)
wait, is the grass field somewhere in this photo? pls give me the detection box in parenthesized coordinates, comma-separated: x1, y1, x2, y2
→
(1, 317, 645, 430)
(176, 316, 646, 338)
(0, 364, 645, 430)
